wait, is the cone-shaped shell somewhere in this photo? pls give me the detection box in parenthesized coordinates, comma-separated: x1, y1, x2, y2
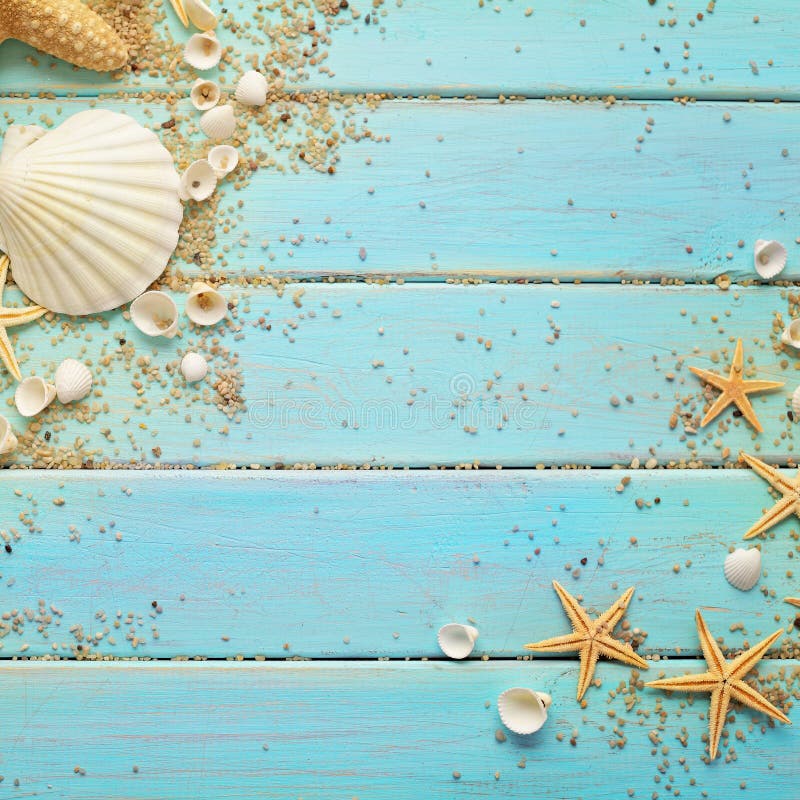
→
(497, 688, 551, 735)
(184, 31, 222, 70)
(208, 145, 239, 178)
(131, 291, 179, 338)
(0, 125, 45, 166)
(754, 239, 787, 279)
(0, 0, 128, 72)
(724, 547, 761, 591)
(0, 110, 183, 316)
(186, 282, 227, 325)
(181, 351, 209, 383)
(183, 0, 218, 30)
(190, 79, 220, 111)
(180, 160, 217, 202)
(235, 70, 268, 106)
(14, 376, 56, 418)
(54, 358, 92, 404)
(200, 105, 236, 140)
(437, 624, 478, 660)
(0, 415, 17, 456)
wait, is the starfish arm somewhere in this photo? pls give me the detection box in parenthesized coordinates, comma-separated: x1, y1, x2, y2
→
(0, 322, 21, 381)
(575, 641, 599, 701)
(730, 679, 791, 726)
(596, 635, 649, 670)
(645, 670, 720, 692)
(742, 379, 785, 393)
(689, 365, 730, 391)
(524, 631, 586, 654)
(0, 255, 8, 286)
(739, 452, 798, 495)
(698, 389, 735, 428)
(732, 392, 764, 434)
(594, 586, 636, 630)
(729, 628, 784, 678)
(785, 597, 800, 608)
(551, 580, 591, 634)
(707, 683, 731, 760)
(695, 610, 727, 675)
(0, 305, 47, 328)
(731, 338, 744, 373)
(743, 494, 798, 540)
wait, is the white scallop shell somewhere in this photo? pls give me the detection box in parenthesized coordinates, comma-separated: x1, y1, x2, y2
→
(235, 70, 268, 106)
(183, 0, 218, 30)
(0, 415, 18, 456)
(723, 547, 761, 591)
(185, 281, 227, 325)
(437, 624, 478, 660)
(190, 79, 220, 111)
(184, 31, 222, 70)
(130, 291, 179, 338)
(781, 318, 800, 349)
(0, 124, 45, 166)
(181, 352, 209, 383)
(54, 358, 93, 404)
(207, 145, 239, 178)
(754, 239, 787, 279)
(497, 688, 552, 735)
(180, 159, 217, 202)
(793, 386, 800, 418)
(14, 376, 56, 418)
(200, 105, 236, 141)
(0, 110, 182, 316)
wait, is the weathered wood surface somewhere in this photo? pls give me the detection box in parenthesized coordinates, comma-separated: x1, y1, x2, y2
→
(1, 469, 797, 659)
(0, 283, 795, 468)
(2, 97, 798, 283)
(0, 660, 796, 799)
(2, 1, 799, 99)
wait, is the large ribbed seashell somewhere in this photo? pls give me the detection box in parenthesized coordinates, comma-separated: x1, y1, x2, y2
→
(190, 79, 220, 111)
(0, 415, 17, 456)
(754, 239, 787, 279)
(181, 352, 209, 383)
(54, 358, 92, 404)
(208, 145, 239, 178)
(183, 0, 218, 30)
(200, 105, 236, 141)
(235, 70, 268, 106)
(184, 31, 222, 70)
(185, 282, 227, 325)
(131, 291, 179, 338)
(437, 624, 478, 660)
(497, 688, 552, 735)
(0, 125, 45, 165)
(0, 110, 182, 316)
(14, 376, 56, 418)
(179, 160, 217, 202)
(724, 547, 761, 591)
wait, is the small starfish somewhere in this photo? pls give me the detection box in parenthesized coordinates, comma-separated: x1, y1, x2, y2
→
(0, 255, 46, 382)
(738, 451, 800, 540)
(785, 597, 800, 609)
(524, 580, 648, 700)
(645, 610, 790, 760)
(689, 338, 783, 433)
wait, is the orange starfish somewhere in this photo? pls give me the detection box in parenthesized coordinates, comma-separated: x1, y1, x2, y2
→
(689, 339, 783, 433)
(646, 610, 790, 760)
(0, 255, 46, 382)
(738, 452, 800, 540)
(785, 597, 800, 609)
(524, 581, 648, 700)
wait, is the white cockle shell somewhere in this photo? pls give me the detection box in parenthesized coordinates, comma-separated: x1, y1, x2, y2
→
(185, 281, 227, 325)
(781, 319, 800, 350)
(0, 110, 182, 316)
(183, 0, 218, 30)
(235, 70, 268, 106)
(180, 159, 217, 202)
(724, 547, 761, 592)
(131, 291, 179, 338)
(754, 239, 787, 279)
(190, 79, 220, 111)
(0, 415, 18, 456)
(793, 386, 800, 418)
(200, 105, 236, 141)
(207, 145, 239, 178)
(497, 688, 552, 735)
(184, 31, 222, 70)
(437, 624, 479, 660)
(54, 358, 93, 404)
(14, 376, 56, 418)
(0, 124, 45, 165)
(181, 352, 209, 383)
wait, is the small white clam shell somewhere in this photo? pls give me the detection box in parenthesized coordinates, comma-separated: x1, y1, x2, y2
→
(181, 352, 209, 383)
(54, 359, 92, 404)
(0, 415, 18, 456)
(208, 145, 239, 178)
(724, 547, 761, 592)
(781, 318, 800, 350)
(183, 31, 222, 70)
(437, 624, 478, 660)
(200, 105, 236, 141)
(183, 0, 218, 30)
(754, 239, 787, 279)
(792, 386, 800, 418)
(186, 281, 227, 326)
(180, 159, 217, 202)
(190, 79, 220, 111)
(235, 70, 268, 106)
(130, 291, 179, 338)
(14, 376, 56, 418)
(497, 688, 551, 735)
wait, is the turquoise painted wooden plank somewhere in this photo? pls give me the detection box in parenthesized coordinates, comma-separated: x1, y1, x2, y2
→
(0, 660, 796, 798)
(1, 469, 797, 659)
(2, 1, 799, 99)
(0, 283, 796, 468)
(2, 97, 798, 282)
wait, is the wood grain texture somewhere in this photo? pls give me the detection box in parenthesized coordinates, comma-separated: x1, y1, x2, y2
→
(0, 660, 796, 799)
(1, 1, 798, 99)
(2, 97, 797, 282)
(1, 469, 797, 659)
(0, 282, 796, 467)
